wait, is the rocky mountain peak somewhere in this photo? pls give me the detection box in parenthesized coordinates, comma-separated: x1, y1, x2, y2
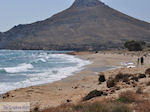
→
(71, 0, 103, 7)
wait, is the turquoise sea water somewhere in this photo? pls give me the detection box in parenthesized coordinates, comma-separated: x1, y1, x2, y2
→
(0, 50, 91, 94)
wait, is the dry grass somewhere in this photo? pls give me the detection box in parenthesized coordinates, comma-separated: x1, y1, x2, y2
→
(39, 91, 150, 112)
(136, 87, 143, 94)
(42, 104, 74, 112)
(135, 100, 150, 112)
(116, 91, 150, 112)
(41, 101, 131, 112)
(116, 91, 139, 103)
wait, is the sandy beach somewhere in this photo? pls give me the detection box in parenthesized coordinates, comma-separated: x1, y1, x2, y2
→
(0, 51, 150, 111)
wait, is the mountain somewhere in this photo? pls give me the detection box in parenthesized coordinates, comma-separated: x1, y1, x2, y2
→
(0, 0, 150, 50)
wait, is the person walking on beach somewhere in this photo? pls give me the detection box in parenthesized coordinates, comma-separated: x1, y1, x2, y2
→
(141, 57, 144, 65)
(137, 58, 140, 65)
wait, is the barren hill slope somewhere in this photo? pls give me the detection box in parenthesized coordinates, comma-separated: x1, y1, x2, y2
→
(0, 0, 150, 50)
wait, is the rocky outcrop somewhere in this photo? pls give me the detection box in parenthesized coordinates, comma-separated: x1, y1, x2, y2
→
(71, 0, 103, 7)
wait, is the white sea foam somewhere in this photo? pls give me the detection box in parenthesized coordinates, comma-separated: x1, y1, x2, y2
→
(33, 58, 47, 63)
(0, 53, 91, 94)
(0, 63, 33, 73)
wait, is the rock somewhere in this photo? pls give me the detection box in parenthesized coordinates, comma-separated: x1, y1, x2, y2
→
(33, 106, 39, 112)
(125, 82, 130, 85)
(103, 92, 108, 96)
(111, 89, 115, 93)
(72, 86, 78, 89)
(66, 99, 72, 103)
(138, 74, 146, 79)
(133, 83, 137, 87)
(58, 88, 62, 91)
(98, 73, 106, 84)
(2, 92, 10, 99)
(107, 78, 115, 88)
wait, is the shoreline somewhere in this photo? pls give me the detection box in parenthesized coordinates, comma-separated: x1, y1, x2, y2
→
(0, 52, 90, 95)
(0, 54, 118, 99)
(1, 51, 150, 110)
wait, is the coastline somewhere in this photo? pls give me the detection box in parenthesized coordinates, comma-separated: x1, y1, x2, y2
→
(1, 51, 150, 111)
(0, 51, 90, 94)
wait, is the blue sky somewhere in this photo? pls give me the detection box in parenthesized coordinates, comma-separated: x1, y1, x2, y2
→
(0, 0, 150, 32)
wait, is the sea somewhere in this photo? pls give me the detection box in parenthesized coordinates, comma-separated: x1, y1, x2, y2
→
(0, 50, 91, 94)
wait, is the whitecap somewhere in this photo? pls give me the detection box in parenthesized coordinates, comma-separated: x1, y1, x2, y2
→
(0, 52, 91, 94)
(0, 63, 33, 73)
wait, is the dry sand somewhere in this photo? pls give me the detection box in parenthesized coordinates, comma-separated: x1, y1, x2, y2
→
(0, 51, 150, 110)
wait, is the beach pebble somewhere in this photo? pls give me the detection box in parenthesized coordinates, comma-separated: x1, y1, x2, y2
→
(72, 86, 78, 89)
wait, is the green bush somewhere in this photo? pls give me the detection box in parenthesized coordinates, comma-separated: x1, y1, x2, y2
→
(124, 40, 145, 51)
(98, 73, 106, 84)
(83, 90, 103, 101)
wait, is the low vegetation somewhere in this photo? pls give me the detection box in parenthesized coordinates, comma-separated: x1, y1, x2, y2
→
(116, 91, 137, 103)
(115, 73, 130, 83)
(124, 40, 146, 51)
(145, 68, 150, 77)
(135, 100, 150, 112)
(106, 78, 115, 88)
(40, 68, 150, 112)
(98, 73, 106, 84)
(41, 102, 131, 112)
(83, 90, 104, 101)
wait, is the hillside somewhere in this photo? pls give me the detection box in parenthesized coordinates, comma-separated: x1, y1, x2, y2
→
(0, 0, 150, 50)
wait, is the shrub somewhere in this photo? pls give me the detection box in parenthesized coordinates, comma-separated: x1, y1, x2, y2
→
(115, 73, 124, 81)
(111, 104, 131, 112)
(124, 40, 145, 51)
(145, 68, 150, 76)
(146, 82, 150, 86)
(73, 102, 109, 112)
(98, 73, 106, 84)
(43, 104, 74, 112)
(42, 102, 132, 112)
(138, 74, 146, 79)
(135, 101, 150, 112)
(131, 76, 139, 82)
(32, 106, 40, 112)
(74, 102, 131, 112)
(115, 73, 129, 82)
(107, 78, 115, 88)
(83, 90, 103, 101)
(123, 76, 130, 84)
(136, 87, 143, 94)
(117, 91, 137, 103)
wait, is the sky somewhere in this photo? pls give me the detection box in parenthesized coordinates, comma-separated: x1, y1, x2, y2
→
(0, 0, 150, 32)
